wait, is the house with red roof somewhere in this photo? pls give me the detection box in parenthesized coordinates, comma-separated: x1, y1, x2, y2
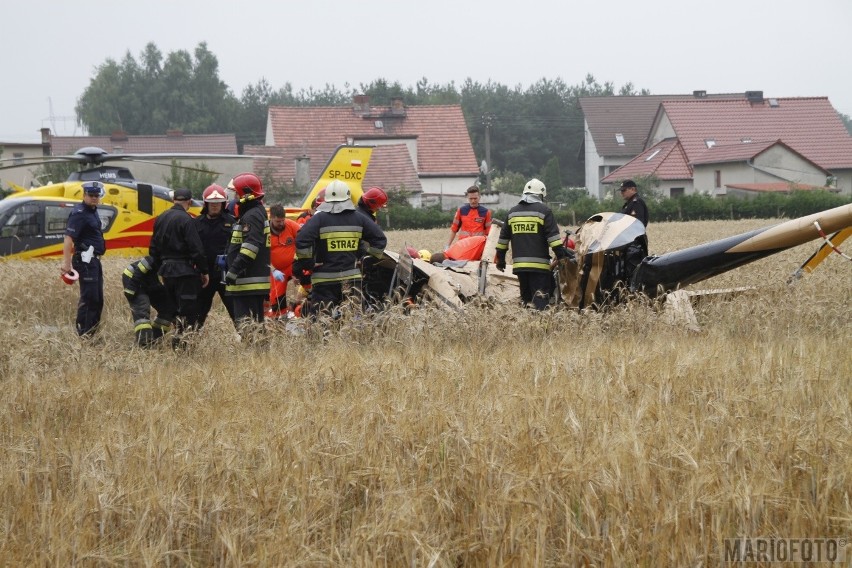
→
(579, 91, 743, 199)
(601, 93, 852, 198)
(245, 96, 480, 208)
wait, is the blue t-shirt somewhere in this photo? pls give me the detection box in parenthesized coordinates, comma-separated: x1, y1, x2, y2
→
(65, 204, 106, 255)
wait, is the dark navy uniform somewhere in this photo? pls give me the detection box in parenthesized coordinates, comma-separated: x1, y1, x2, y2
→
(195, 209, 236, 327)
(65, 203, 106, 336)
(122, 256, 175, 346)
(295, 206, 387, 316)
(149, 203, 209, 336)
(622, 194, 649, 227)
(224, 200, 271, 325)
(496, 200, 570, 310)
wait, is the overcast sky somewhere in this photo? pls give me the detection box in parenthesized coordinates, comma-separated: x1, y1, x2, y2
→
(3, 0, 850, 142)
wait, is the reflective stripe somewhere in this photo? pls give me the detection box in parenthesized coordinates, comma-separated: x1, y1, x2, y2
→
(512, 256, 551, 271)
(366, 246, 385, 258)
(123, 268, 134, 277)
(318, 225, 363, 235)
(240, 246, 258, 260)
(226, 282, 271, 293)
(548, 238, 563, 248)
(134, 321, 153, 332)
(320, 230, 363, 240)
(123, 288, 136, 296)
(312, 271, 363, 284)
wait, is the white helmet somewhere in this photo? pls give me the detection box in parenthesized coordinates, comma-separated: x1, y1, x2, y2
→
(523, 178, 546, 197)
(324, 180, 352, 202)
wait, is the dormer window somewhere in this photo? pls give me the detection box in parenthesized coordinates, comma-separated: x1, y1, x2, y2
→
(615, 133, 625, 145)
(704, 139, 716, 148)
(741, 137, 752, 143)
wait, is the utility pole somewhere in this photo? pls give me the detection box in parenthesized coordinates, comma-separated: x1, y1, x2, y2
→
(482, 114, 493, 191)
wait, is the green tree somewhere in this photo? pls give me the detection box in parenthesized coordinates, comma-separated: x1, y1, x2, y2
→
(162, 160, 217, 197)
(541, 156, 563, 200)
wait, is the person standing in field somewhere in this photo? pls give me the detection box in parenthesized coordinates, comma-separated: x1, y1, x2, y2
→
(149, 187, 210, 347)
(195, 183, 236, 327)
(619, 179, 649, 227)
(495, 178, 572, 310)
(446, 185, 492, 249)
(60, 181, 107, 337)
(267, 203, 301, 318)
(223, 173, 271, 332)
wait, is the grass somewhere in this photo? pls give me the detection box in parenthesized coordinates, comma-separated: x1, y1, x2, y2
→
(0, 219, 849, 566)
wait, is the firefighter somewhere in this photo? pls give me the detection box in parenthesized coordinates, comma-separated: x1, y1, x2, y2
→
(357, 186, 388, 223)
(122, 256, 175, 347)
(224, 173, 271, 332)
(446, 185, 492, 249)
(149, 187, 210, 346)
(195, 184, 236, 327)
(495, 178, 572, 310)
(268, 203, 301, 318)
(294, 180, 387, 317)
(60, 181, 107, 337)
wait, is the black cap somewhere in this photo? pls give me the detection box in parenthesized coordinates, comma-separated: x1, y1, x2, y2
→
(173, 188, 192, 201)
(620, 179, 637, 189)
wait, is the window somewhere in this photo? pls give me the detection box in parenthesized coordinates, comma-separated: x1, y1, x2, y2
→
(0, 203, 40, 238)
(96, 206, 117, 232)
(705, 139, 716, 148)
(670, 187, 685, 198)
(645, 149, 661, 162)
(13, 152, 24, 165)
(45, 205, 74, 234)
(615, 133, 625, 145)
(714, 170, 722, 188)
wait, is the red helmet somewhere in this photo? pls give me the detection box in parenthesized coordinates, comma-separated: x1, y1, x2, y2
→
(202, 184, 227, 203)
(361, 187, 388, 212)
(312, 188, 326, 209)
(228, 172, 264, 202)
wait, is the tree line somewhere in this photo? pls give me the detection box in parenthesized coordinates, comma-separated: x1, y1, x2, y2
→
(76, 42, 852, 201)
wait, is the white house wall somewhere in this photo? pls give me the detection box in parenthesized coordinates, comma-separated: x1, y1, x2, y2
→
(753, 146, 828, 187)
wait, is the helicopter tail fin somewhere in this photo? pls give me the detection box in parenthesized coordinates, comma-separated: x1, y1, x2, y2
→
(296, 145, 373, 212)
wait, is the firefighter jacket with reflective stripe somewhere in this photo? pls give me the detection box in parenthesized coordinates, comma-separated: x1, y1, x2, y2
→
(496, 201, 565, 272)
(450, 205, 492, 239)
(225, 201, 271, 296)
(295, 209, 387, 285)
(150, 204, 209, 278)
(122, 256, 159, 296)
(195, 211, 235, 279)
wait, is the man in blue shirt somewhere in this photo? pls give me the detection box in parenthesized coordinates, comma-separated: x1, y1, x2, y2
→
(61, 181, 107, 337)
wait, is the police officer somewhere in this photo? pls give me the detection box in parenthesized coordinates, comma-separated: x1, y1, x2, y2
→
(60, 181, 107, 337)
(223, 173, 271, 331)
(619, 179, 649, 227)
(122, 256, 175, 347)
(195, 184, 236, 327)
(149, 188, 209, 346)
(295, 180, 387, 317)
(495, 178, 572, 310)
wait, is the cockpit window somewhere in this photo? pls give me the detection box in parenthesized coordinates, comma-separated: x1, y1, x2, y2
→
(0, 203, 40, 238)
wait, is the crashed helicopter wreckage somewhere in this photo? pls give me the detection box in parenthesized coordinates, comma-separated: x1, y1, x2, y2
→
(373, 203, 852, 327)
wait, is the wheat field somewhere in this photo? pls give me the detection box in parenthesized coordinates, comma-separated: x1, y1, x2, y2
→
(0, 219, 849, 566)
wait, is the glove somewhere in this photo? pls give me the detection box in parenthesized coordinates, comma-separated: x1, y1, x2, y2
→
(495, 252, 506, 272)
(272, 269, 285, 282)
(224, 271, 238, 285)
(216, 255, 227, 270)
(80, 245, 94, 263)
(298, 268, 312, 287)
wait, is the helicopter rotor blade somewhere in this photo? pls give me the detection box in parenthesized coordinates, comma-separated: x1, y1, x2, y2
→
(126, 158, 222, 175)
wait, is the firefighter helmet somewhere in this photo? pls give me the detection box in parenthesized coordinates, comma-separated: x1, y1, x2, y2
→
(324, 180, 351, 202)
(361, 186, 388, 211)
(418, 249, 432, 262)
(202, 184, 227, 203)
(523, 178, 546, 197)
(229, 172, 264, 202)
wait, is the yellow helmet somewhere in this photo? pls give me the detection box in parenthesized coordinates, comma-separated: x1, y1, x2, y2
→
(418, 249, 432, 263)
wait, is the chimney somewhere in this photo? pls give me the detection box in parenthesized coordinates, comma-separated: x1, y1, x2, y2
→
(110, 130, 129, 141)
(353, 94, 370, 116)
(692, 90, 707, 98)
(40, 127, 51, 156)
(166, 129, 184, 137)
(745, 91, 764, 103)
(390, 97, 406, 116)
